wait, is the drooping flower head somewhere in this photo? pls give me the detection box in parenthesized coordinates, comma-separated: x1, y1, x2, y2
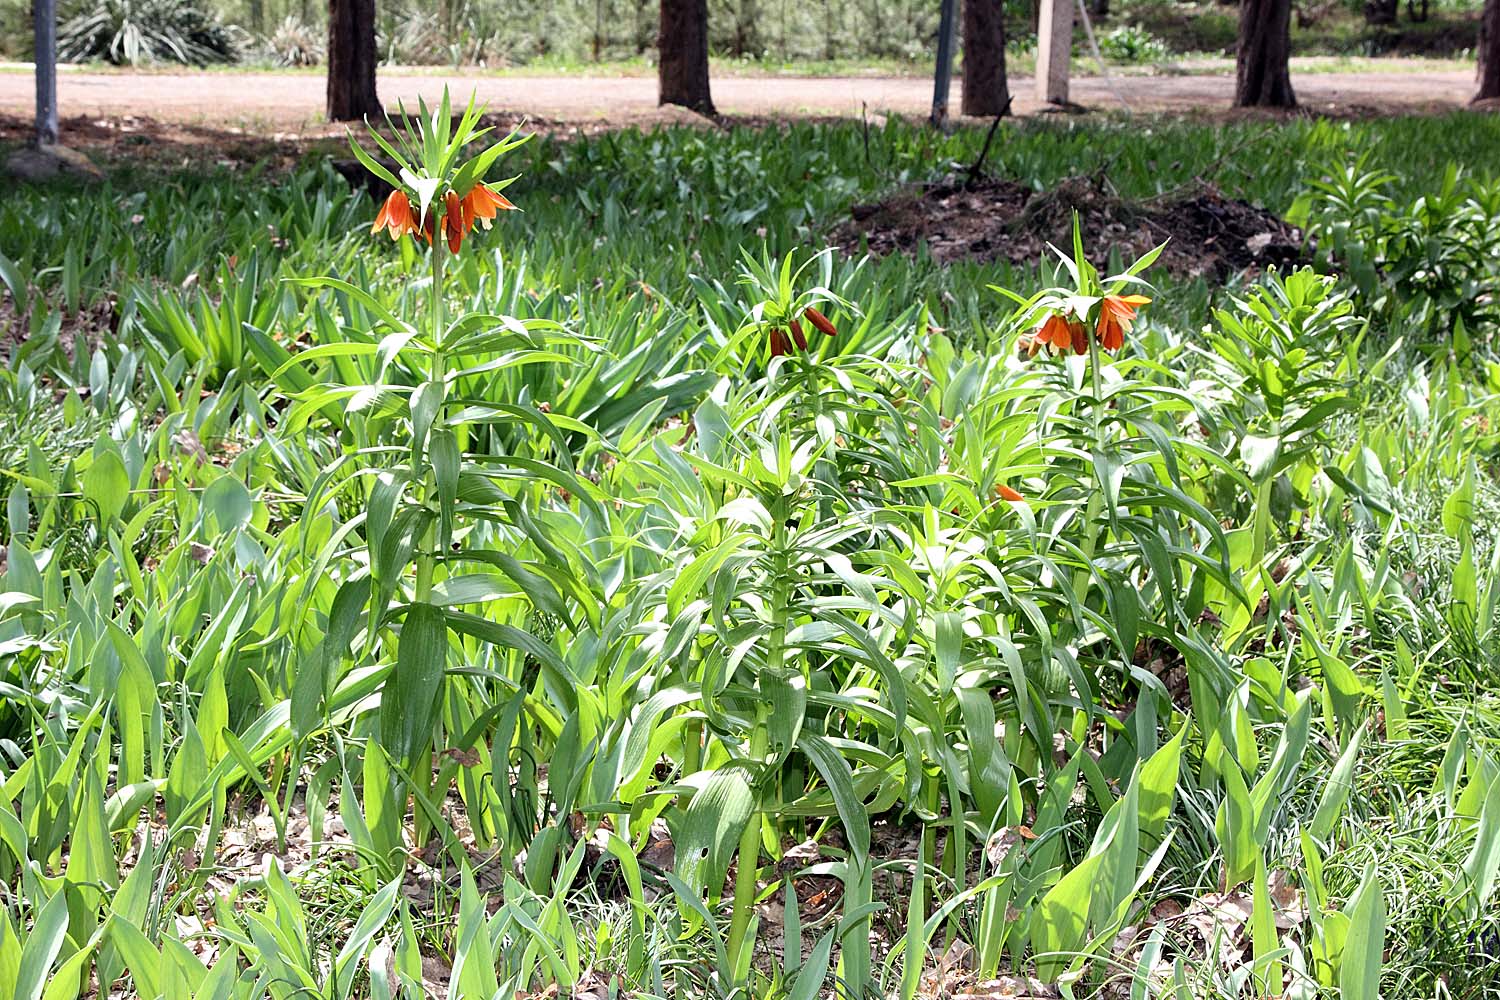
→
(789, 319, 808, 351)
(1096, 294, 1151, 352)
(462, 182, 518, 231)
(371, 190, 419, 241)
(352, 90, 529, 255)
(1033, 312, 1089, 356)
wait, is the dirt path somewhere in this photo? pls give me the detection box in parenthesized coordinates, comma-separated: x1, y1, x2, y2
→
(0, 66, 1481, 131)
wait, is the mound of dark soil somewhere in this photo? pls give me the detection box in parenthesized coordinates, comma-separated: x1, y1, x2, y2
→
(830, 175, 1308, 279)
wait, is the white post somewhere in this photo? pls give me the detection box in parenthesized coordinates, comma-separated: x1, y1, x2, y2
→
(1035, 0, 1072, 106)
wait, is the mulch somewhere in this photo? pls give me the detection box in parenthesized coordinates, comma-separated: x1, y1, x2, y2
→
(829, 173, 1309, 279)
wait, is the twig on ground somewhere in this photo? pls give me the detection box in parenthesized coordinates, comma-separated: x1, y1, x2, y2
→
(964, 100, 1013, 188)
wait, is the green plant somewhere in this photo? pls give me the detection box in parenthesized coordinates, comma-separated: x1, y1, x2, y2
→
(261, 13, 322, 65)
(5, 109, 1500, 1000)
(59, 0, 242, 66)
(1295, 160, 1500, 352)
(1098, 24, 1170, 64)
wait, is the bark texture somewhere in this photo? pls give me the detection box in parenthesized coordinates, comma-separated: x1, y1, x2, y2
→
(327, 0, 381, 122)
(1235, 0, 1297, 108)
(659, 0, 715, 114)
(961, 0, 1011, 117)
(1480, 0, 1500, 101)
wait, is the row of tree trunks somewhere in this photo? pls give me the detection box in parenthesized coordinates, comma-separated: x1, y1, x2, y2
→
(655, 0, 1010, 119)
(646, 0, 1499, 115)
(289, 0, 1500, 125)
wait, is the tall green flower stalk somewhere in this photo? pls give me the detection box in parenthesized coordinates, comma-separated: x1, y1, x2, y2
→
(279, 90, 549, 865)
(726, 491, 787, 977)
(1006, 221, 1157, 616)
(718, 250, 858, 986)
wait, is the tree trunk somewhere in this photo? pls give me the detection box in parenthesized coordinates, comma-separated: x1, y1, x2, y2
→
(327, 0, 381, 122)
(1363, 0, 1398, 25)
(961, 0, 1011, 117)
(1235, 0, 1296, 108)
(1480, 0, 1500, 101)
(659, 0, 715, 114)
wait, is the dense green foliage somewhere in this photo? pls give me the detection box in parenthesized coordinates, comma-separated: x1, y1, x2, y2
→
(2, 110, 1500, 999)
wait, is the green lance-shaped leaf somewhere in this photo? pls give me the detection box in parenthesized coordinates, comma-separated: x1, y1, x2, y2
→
(1215, 755, 1258, 889)
(14, 890, 69, 1000)
(672, 767, 755, 900)
(379, 603, 449, 768)
(1310, 723, 1366, 842)
(1252, 854, 1284, 998)
(1339, 862, 1385, 1000)
(82, 449, 129, 524)
(1462, 772, 1500, 913)
(1138, 724, 1186, 845)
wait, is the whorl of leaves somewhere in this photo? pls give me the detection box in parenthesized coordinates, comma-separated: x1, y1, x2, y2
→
(59, 0, 242, 67)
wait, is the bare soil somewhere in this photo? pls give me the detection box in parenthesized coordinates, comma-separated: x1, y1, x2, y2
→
(830, 175, 1306, 278)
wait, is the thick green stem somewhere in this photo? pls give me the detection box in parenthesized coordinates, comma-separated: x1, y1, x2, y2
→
(408, 211, 449, 846)
(1250, 475, 1274, 571)
(727, 493, 791, 980)
(1072, 339, 1108, 612)
(413, 216, 447, 606)
(727, 713, 769, 978)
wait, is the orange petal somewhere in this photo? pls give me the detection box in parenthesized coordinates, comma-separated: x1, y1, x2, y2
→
(373, 190, 412, 239)
(997, 485, 1024, 502)
(1035, 314, 1073, 352)
(1069, 320, 1088, 355)
(444, 191, 465, 254)
(1097, 316, 1124, 352)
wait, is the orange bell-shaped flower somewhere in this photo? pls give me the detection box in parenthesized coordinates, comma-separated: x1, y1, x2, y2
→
(371, 190, 419, 241)
(1096, 294, 1151, 352)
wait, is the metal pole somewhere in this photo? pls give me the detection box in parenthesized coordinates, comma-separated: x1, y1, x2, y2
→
(930, 0, 958, 126)
(35, 0, 58, 146)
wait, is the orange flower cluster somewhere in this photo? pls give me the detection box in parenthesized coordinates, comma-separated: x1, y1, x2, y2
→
(770, 307, 838, 357)
(371, 182, 518, 253)
(1020, 294, 1151, 358)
